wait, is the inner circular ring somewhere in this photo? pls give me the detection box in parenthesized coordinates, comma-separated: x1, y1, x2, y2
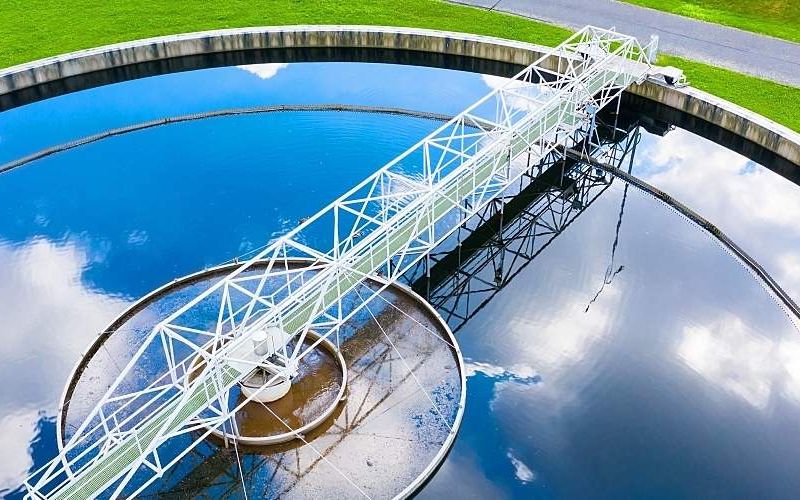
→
(188, 330, 348, 446)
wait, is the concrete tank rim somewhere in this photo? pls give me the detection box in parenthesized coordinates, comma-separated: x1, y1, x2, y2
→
(0, 25, 544, 77)
(0, 25, 797, 167)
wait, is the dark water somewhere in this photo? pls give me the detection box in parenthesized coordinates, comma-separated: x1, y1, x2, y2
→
(422, 179, 800, 498)
(1, 61, 800, 498)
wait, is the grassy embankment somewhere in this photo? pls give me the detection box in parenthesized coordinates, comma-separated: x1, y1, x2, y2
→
(622, 0, 800, 44)
(0, 0, 798, 131)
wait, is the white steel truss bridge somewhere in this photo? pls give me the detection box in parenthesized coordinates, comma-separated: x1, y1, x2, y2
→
(26, 26, 656, 499)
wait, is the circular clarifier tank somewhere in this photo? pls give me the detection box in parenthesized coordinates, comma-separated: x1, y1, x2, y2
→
(3, 52, 800, 500)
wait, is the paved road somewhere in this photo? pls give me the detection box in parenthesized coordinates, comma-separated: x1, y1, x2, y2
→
(452, 0, 800, 86)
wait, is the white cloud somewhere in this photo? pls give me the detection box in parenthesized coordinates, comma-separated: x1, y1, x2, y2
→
(778, 340, 800, 404)
(638, 129, 800, 228)
(777, 254, 800, 293)
(464, 359, 538, 380)
(480, 74, 556, 113)
(463, 360, 540, 409)
(677, 313, 800, 410)
(678, 316, 774, 409)
(506, 284, 619, 372)
(0, 411, 38, 493)
(507, 449, 536, 483)
(0, 238, 129, 491)
(481, 74, 513, 91)
(236, 63, 289, 80)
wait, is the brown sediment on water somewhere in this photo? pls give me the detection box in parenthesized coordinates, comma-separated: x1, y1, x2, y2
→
(233, 338, 344, 440)
(182, 329, 347, 447)
(235, 290, 446, 447)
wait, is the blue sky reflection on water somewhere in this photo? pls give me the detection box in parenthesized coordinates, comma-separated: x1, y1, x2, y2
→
(421, 179, 800, 498)
(0, 111, 442, 298)
(2, 61, 800, 498)
(0, 62, 491, 497)
(0, 62, 491, 163)
(631, 127, 800, 306)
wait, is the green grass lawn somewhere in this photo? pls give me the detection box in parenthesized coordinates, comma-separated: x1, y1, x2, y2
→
(659, 54, 799, 131)
(0, 0, 798, 131)
(622, 0, 800, 43)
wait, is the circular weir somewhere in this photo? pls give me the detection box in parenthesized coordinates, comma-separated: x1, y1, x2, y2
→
(59, 259, 466, 498)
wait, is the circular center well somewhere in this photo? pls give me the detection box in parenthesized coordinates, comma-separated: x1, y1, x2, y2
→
(195, 332, 347, 445)
(58, 260, 465, 498)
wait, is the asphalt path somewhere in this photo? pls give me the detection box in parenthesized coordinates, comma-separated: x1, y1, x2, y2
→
(452, 0, 800, 86)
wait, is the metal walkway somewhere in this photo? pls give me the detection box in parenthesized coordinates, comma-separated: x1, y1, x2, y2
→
(26, 26, 655, 499)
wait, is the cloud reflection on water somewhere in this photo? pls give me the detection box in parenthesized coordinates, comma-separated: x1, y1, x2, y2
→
(0, 238, 128, 492)
(236, 63, 289, 80)
(437, 172, 800, 497)
(506, 449, 536, 484)
(634, 128, 800, 304)
(0, 62, 798, 496)
(678, 313, 800, 410)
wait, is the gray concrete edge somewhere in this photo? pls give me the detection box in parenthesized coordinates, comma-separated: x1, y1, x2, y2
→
(1, 25, 798, 165)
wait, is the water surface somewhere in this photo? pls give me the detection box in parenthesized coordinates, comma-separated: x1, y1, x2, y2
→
(1, 60, 799, 498)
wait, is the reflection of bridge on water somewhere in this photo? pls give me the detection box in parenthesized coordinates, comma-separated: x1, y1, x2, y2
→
(142, 114, 650, 498)
(406, 116, 645, 332)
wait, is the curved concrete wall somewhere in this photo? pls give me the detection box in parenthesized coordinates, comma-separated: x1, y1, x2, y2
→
(1, 25, 798, 166)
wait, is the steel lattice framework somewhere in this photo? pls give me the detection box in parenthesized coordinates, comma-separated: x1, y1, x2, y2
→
(26, 26, 656, 499)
